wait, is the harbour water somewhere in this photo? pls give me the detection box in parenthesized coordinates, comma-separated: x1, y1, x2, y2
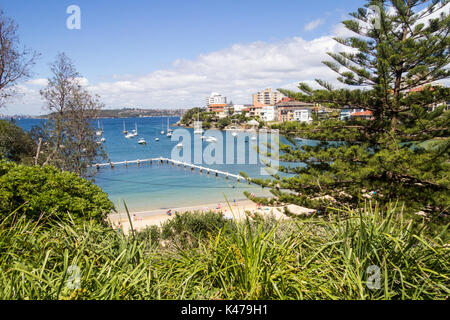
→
(16, 117, 286, 211)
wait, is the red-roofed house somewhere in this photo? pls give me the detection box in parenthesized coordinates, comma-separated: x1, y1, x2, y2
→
(350, 110, 374, 120)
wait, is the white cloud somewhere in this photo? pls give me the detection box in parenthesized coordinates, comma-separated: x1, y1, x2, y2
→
(25, 78, 48, 86)
(2, 31, 354, 114)
(304, 19, 325, 31)
(85, 35, 346, 109)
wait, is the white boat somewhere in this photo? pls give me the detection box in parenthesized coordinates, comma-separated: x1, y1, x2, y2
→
(232, 132, 238, 137)
(160, 118, 165, 135)
(100, 137, 106, 143)
(132, 122, 138, 136)
(155, 138, 160, 141)
(176, 143, 183, 148)
(206, 136, 217, 143)
(251, 136, 257, 141)
(125, 132, 135, 139)
(96, 120, 103, 136)
(122, 121, 128, 134)
(138, 138, 146, 144)
(166, 118, 173, 137)
(167, 117, 173, 133)
(194, 112, 203, 134)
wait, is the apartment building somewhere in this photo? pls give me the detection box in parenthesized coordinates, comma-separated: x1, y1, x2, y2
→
(206, 92, 227, 112)
(275, 98, 316, 123)
(259, 106, 278, 122)
(252, 88, 284, 106)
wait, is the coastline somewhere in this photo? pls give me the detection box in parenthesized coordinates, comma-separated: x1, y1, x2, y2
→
(108, 199, 314, 235)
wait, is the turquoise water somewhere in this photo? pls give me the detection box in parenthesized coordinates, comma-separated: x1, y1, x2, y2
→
(15, 117, 281, 211)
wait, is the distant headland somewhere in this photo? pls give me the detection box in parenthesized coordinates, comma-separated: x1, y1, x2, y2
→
(31, 107, 189, 119)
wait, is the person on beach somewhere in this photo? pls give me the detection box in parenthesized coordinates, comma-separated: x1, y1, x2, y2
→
(167, 209, 172, 216)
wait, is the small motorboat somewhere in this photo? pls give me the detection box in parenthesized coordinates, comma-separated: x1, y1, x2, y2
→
(100, 137, 106, 143)
(251, 136, 257, 141)
(232, 132, 238, 138)
(206, 136, 217, 143)
(155, 138, 160, 141)
(138, 138, 147, 145)
(176, 143, 183, 148)
(125, 132, 135, 139)
(167, 132, 172, 137)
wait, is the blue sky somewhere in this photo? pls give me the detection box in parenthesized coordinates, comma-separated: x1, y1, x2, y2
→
(1, 0, 367, 114)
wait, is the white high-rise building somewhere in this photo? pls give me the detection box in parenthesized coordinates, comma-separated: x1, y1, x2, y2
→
(206, 92, 227, 106)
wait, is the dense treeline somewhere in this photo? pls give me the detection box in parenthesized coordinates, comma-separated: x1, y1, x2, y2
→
(250, 0, 450, 217)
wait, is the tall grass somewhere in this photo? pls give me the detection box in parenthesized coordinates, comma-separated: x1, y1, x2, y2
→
(0, 203, 448, 300)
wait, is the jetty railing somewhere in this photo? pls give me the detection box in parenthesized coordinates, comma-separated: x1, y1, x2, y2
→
(93, 157, 250, 183)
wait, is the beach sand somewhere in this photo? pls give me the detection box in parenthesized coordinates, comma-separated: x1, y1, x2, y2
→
(108, 199, 314, 235)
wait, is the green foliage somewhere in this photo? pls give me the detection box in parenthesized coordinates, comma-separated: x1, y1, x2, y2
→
(181, 107, 251, 129)
(0, 161, 114, 225)
(135, 225, 160, 246)
(217, 117, 231, 129)
(180, 107, 206, 126)
(0, 120, 35, 164)
(160, 211, 230, 248)
(258, 1, 450, 215)
(38, 53, 107, 178)
(0, 205, 448, 299)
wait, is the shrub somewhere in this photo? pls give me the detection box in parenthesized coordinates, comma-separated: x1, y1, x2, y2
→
(0, 120, 35, 164)
(0, 161, 114, 225)
(160, 211, 229, 247)
(136, 225, 160, 245)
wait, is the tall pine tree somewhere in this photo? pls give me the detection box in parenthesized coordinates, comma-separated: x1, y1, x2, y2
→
(248, 0, 449, 216)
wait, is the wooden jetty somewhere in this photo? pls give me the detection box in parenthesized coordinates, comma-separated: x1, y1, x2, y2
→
(93, 157, 249, 183)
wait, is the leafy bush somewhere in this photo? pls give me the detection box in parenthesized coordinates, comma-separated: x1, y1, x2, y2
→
(160, 211, 229, 248)
(0, 120, 35, 164)
(135, 225, 160, 246)
(217, 117, 231, 129)
(0, 161, 114, 224)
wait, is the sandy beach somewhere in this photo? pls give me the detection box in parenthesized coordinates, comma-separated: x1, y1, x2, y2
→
(108, 199, 314, 235)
